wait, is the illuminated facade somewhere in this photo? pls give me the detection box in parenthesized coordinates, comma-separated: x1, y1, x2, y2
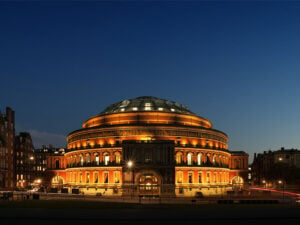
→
(48, 96, 248, 197)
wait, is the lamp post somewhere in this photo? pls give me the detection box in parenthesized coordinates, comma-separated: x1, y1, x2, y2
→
(262, 179, 266, 188)
(278, 180, 284, 200)
(29, 156, 35, 188)
(127, 161, 134, 198)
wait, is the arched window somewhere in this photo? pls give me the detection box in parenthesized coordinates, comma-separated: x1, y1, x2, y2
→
(104, 153, 110, 165)
(187, 153, 193, 165)
(176, 153, 182, 164)
(115, 152, 121, 164)
(80, 155, 84, 166)
(95, 154, 99, 165)
(197, 153, 202, 165)
(73, 156, 77, 166)
(86, 154, 90, 164)
(213, 155, 216, 164)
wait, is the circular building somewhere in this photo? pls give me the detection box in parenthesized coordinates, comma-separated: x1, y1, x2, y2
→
(48, 96, 248, 197)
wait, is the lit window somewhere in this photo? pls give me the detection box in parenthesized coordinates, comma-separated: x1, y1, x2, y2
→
(177, 171, 183, 184)
(80, 156, 83, 166)
(103, 171, 109, 183)
(86, 173, 90, 183)
(171, 108, 175, 112)
(114, 171, 120, 183)
(115, 153, 120, 164)
(94, 173, 98, 183)
(104, 155, 110, 165)
(187, 153, 193, 165)
(120, 108, 125, 112)
(158, 107, 164, 111)
(197, 154, 202, 165)
(144, 103, 152, 111)
(132, 107, 138, 111)
(176, 153, 182, 164)
(95, 155, 99, 165)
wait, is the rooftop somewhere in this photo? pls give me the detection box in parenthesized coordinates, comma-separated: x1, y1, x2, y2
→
(101, 96, 194, 115)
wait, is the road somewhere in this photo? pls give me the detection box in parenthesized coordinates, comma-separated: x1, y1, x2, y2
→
(0, 205, 299, 225)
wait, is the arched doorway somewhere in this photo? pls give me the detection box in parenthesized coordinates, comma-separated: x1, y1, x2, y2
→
(137, 173, 160, 196)
(231, 176, 244, 190)
(51, 175, 64, 188)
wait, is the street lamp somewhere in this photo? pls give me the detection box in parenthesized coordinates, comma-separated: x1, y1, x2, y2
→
(262, 180, 266, 188)
(127, 161, 133, 168)
(278, 180, 284, 200)
(127, 161, 134, 198)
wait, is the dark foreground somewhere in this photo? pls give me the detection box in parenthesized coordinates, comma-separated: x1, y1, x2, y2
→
(0, 201, 299, 225)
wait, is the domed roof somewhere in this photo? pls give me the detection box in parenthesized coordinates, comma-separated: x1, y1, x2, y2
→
(101, 96, 194, 114)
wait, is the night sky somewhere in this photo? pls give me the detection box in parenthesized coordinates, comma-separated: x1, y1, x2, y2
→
(1, 1, 300, 162)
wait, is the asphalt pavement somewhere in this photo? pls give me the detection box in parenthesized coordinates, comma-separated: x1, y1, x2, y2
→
(0, 205, 299, 225)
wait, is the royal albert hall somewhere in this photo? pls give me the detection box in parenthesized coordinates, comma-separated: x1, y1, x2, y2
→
(48, 96, 248, 197)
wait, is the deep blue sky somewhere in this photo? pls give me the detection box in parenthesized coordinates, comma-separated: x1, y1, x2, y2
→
(1, 1, 300, 162)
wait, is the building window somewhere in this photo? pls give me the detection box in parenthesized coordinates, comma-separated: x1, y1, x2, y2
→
(104, 154, 110, 165)
(95, 155, 99, 165)
(207, 172, 210, 183)
(176, 171, 183, 184)
(144, 103, 152, 110)
(103, 171, 109, 184)
(79, 173, 82, 183)
(114, 171, 120, 183)
(187, 153, 193, 165)
(214, 172, 217, 183)
(86, 172, 90, 183)
(80, 156, 84, 166)
(94, 172, 98, 183)
(188, 172, 193, 184)
(198, 172, 202, 183)
(197, 154, 202, 165)
(115, 152, 121, 164)
(176, 153, 182, 164)
(86, 154, 90, 164)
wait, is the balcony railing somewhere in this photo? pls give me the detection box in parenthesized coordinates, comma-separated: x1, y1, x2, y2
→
(175, 161, 229, 168)
(66, 161, 122, 168)
(66, 143, 228, 152)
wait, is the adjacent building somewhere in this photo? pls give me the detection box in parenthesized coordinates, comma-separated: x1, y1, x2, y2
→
(0, 107, 15, 190)
(252, 148, 300, 185)
(47, 96, 248, 197)
(14, 132, 35, 189)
